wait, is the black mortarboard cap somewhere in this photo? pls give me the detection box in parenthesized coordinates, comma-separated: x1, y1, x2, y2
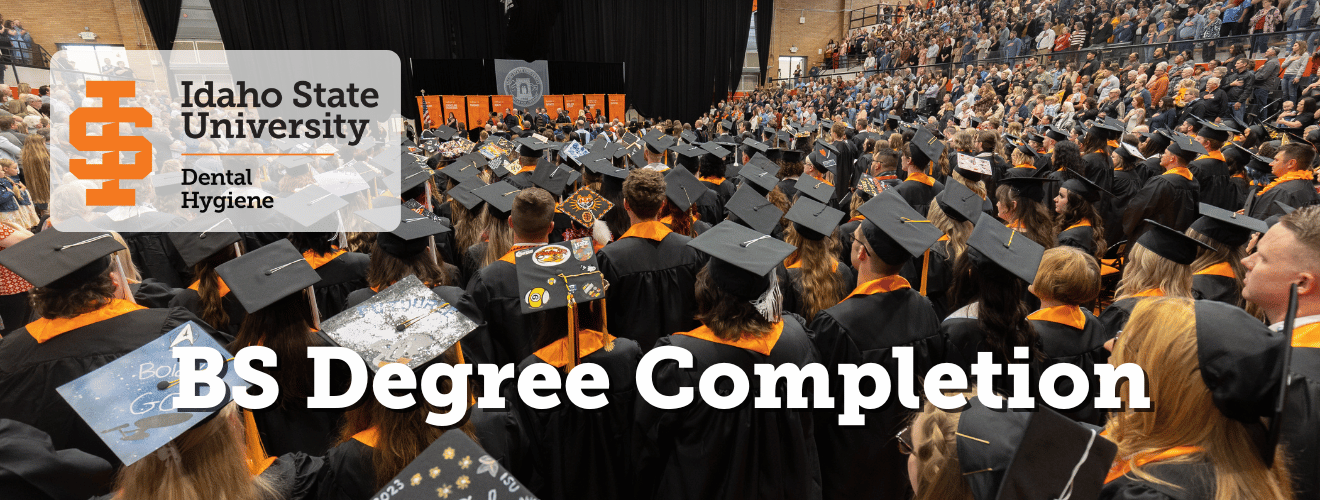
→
(517, 136, 553, 158)
(446, 179, 487, 210)
(1190, 203, 1268, 247)
(214, 240, 320, 313)
(857, 191, 945, 265)
(664, 166, 708, 211)
(584, 157, 629, 179)
(671, 143, 704, 171)
(1221, 142, 1252, 167)
(366, 429, 531, 500)
(400, 161, 433, 192)
(725, 185, 785, 235)
(909, 128, 946, 168)
(440, 158, 483, 185)
(720, 120, 733, 131)
(626, 148, 648, 169)
(319, 275, 476, 372)
(434, 125, 460, 141)
(515, 237, 606, 313)
(530, 158, 574, 195)
(169, 215, 241, 267)
(358, 206, 452, 258)
(786, 197, 844, 240)
(809, 141, 839, 174)
(643, 131, 675, 154)
(1091, 117, 1125, 139)
(954, 153, 993, 181)
(273, 184, 347, 230)
(937, 180, 985, 223)
(1136, 219, 1215, 265)
(1116, 142, 1146, 163)
(1166, 133, 1207, 162)
(681, 130, 698, 144)
(1044, 126, 1069, 142)
(967, 216, 1046, 283)
(1061, 175, 1109, 204)
(700, 142, 732, 159)
(1197, 118, 1232, 142)
(795, 175, 835, 203)
(764, 147, 785, 163)
(472, 181, 521, 219)
(1014, 142, 1039, 160)
(0, 228, 124, 288)
(999, 176, 1051, 204)
(687, 220, 796, 300)
(558, 187, 614, 228)
(738, 158, 781, 193)
(957, 399, 1118, 500)
(740, 138, 769, 156)
(781, 148, 806, 163)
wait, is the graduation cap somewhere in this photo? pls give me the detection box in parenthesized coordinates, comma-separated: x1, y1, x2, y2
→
(1061, 175, 1109, 204)
(764, 147, 785, 163)
(1194, 298, 1294, 466)
(738, 159, 781, 194)
(794, 176, 835, 203)
(781, 148, 806, 164)
(169, 216, 241, 267)
(954, 153, 993, 181)
(1116, 142, 1146, 163)
(56, 322, 245, 466)
(936, 180, 984, 223)
(472, 181, 521, 219)
(725, 185, 785, 235)
(680, 130, 698, 144)
(700, 141, 731, 160)
(1190, 203, 1268, 247)
(1043, 126, 1069, 142)
(999, 176, 1051, 204)
(670, 143, 705, 171)
(433, 125, 460, 141)
(775, 130, 793, 147)
(1221, 142, 1252, 167)
(368, 429, 533, 500)
(740, 138, 769, 157)
(687, 220, 797, 300)
(809, 140, 839, 174)
(857, 191, 945, 265)
(909, 128, 946, 168)
(1196, 118, 1234, 142)
(664, 167, 709, 212)
(966, 215, 1046, 283)
(1165, 132, 1207, 162)
(214, 240, 320, 313)
(1012, 142, 1039, 161)
(1022, 131, 1044, 145)
(642, 131, 675, 154)
(620, 132, 642, 147)
(785, 197, 844, 240)
(320, 275, 477, 372)
(400, 161, 433, 192)
(856, 173, 884, 201)
(515, 236, 605, 315)
(1246, 149, 1275, 176)
(445, 179, 487, 210)
(440, 158, 483, 185)
(1136, 219, 1215, 265)
(957, 399, 1118, 500)
(516, 136, 553, 158)
(1091, 117, 1125, 139)
(720, 120, 734, 131)
(558, 187, 614, 228)
(530, 158, 575, 195)
(0, 228, 124, 289)
(583, 157, 629, 181)
(625, 148, 649, 169)
(358, 205, 453, 258)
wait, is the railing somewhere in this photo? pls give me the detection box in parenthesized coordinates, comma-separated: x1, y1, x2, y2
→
(848, 4, 906, 31)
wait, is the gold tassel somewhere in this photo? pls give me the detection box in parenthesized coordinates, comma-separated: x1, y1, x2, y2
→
(566, 301, 580, 372)
(919, 249, 931, 296)
(242, 408, 273, 476)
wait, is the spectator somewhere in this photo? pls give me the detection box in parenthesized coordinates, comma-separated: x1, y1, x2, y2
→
(1222, 0, 1252, 36)
(1285, 0, 1318, 49)
(1255, 47, 1283, 116)
(1284, 41, 1310, 103)
(1115, 13, 1136, 43)
(1248, 0, 1283, 55)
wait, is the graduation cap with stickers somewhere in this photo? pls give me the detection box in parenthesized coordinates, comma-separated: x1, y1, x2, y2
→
(368, 427, 537, 500)
(514, 237, 605, 315)
(558, 187, 614, 228)
(319, 275, 478, 371)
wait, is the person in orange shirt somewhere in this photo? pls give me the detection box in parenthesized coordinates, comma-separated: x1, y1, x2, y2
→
(1147, 63, 1171, 109)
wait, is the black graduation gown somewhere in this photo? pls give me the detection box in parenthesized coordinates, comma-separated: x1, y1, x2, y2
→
(0, 307, 222, 483)
(494, 336, 643, 500)
(168, 287, 248, 336)
(891, 177, 945, 216)
(117, 216, 188, 288)
(1246, 178, 1319, 219)
(939, 304, 1046, 397)
(457, 253, 541, 366)
(1097, 295, 1157, 339)
(1100, 461, 1216, 500)
(1191, 264, 1243, 307)
(1083, 150, 1115, 206)
(1030, 307, 1110, 425)
(780, 262, 857, 320)
(1189, 154, 1236, 210)
(595, 228, 707, 351)
(1057, 222, 1097, 257)
(1002, 165, 1038, 179)
(701, 178, 737, 207)
(1135, 155, 1163, 187)
(1122, 171, 1200, 246)
(634, 315, 823, 500)
(308, 251, 369, 320)
(260, 452, 326, 500)
(318, 437, 382, 500)
(1283, 343, 1320, 500)
(1033, 150, 1054, 174)
(899, 239, 954, 319)
(777, 177, 801, 201)
(244, 331, 349, 458)
(1105, 169, 1142, 246)
(808, 284, 944, 500)
(1230, 173, 1250, 210)
(130, 278, 181, 309)
(693, 188, 725, 226)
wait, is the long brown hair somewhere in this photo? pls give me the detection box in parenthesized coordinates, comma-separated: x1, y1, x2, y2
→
(479, 209, 514, 269)
(20, 133, 47, 205)
(230, 290, 318, 402)
(996, 184, 1057, 250)
(366, 241, 452, 289)
(112, 404, 275, 500)
(693, 266, 776, 341)
(191, 245, 240, 330)
(1107, 298, 1294, 500)
(784, 223, 843, 319)
(1055, 189, 1106, 262)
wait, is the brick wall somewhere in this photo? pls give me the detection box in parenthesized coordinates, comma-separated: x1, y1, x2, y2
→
(20, 0, 157, 56)
(766, 0, 913, 80)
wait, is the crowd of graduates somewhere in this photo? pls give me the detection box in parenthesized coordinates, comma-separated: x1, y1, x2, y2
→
(2, 62, 1320, 500)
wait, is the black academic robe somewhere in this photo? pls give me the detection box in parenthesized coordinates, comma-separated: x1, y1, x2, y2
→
(1033, 150, 1054, 174)
(1003, 165, 1039, 179)
(808, 283, 944, 500)
(940, 304, 1046, 397)
(1097, 295, 1159, 339)
(1191, 264, 1243, 307)
(318, 437, 384, 500)
(308, 251, 370, 321)
(259, 453, 325, 500)
(1122, 171, 1200, 247)
(457, 253, 537, 366)
(168, 287, 248, 336)
(777, 177, 801, 201)
(493, 336, 644, 500)
(1230, 174, 1250, 210)
(244, 331, 349, 458)
(1105, 169, 1142, 246)
(1283, 344, 1320, 500)
(1189, 154, 1236, 211)
(0, 306, 222, 488)
(1246, 178, 1319, 219)
(693, 188, 725, 226)
(1057, 222, 1097, 257)
(1100, 461, 1217, 500)
(130, 279, 181, 309)
(899, 239, 954, 319)
(1030, 307, 1111, 425)
(595, 228, 706, 350)
(780, 262, 857, 320)
(1135, 155, 1163, 187)
(891, 178, 945, 218)
(117, 217, 188, 288)
(701, 177, 737, 207)
(634, 315, 823, 500)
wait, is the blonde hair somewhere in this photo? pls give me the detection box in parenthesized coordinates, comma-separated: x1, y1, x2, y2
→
(927, 202, 972, 263)
(1032, 246, 1099, 305)
(479, 209, 515, 269)
(112, 404, 275, 500)
(108, 231, 142, 283)
(910, 389, 977, 500)
(1115, 243, 1193, 299)
(1106, 298, 1294, 500)
(784, 223, 844, 319)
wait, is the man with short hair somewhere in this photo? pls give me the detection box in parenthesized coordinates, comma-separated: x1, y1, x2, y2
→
(1123, 134, 1202, 245)
(595, 169, 707, 350)
(1247, 143, 1320, 219)
(831, 122, 861, 209)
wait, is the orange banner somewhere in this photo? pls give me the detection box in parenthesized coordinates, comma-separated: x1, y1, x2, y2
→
(584, 94, 605, 117)
(563, 94, 584, 122)
(543, 95, 564, 119)
(466, 96, 488, 130)
(491, 95, 515, 116)
(608, 94, 626, 122)
(442, 96, 466, 128)
(416, 96, 442, 129)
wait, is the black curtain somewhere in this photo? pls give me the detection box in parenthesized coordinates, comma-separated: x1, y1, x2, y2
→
(547, 62, 625, 94)
(139, 0, 183, 51)
(757, 1, 774, 85)
(209, 0, 754, 122)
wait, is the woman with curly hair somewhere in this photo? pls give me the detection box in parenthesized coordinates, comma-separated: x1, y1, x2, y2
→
(1097, 221, 1209, 338)
(1053, 176, 1107, 261)
(779, 198, 855, 320)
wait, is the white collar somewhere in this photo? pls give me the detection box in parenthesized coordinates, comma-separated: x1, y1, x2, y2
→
(1271, 313, 1320, 331)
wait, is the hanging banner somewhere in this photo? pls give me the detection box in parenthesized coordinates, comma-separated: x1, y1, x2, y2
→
(442, 95, 466, 128)
(416, 95, 442, 129)
(491, 95, 515, 116)
(608, 94, 626, 121)
(494, 59, 550, 111)
(563, 94, 584, 122)
(543, 95, 564, 119)
(584, 94, 605, 119)
(466, 95, 488, 130)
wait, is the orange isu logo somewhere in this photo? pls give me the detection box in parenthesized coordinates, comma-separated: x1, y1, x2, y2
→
(69, 81, 153, 206)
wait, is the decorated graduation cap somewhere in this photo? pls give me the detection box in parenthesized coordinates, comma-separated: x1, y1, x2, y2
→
(1061, 174, 1109, 204)
(967, 216, 1046, 283)
(1165, 132, 1207, 162)
(472, 181, 521, 219)
(954, 153, 993, 181)
(357, 205, 453, 258)
(169, 215, 242, 267)
(999, 176, 1051, 204)
(1194, 298, 1295, 466)
(795, 175, 835, 204)
(688, 220, 796, 301)
(1190, 203, 1268, 247)
(1196, 118, 1234, 142)
(530, 158, 577, 195)
(738, 158, 781, 194)
(514, 237, 605, 315)
(369, 428, 533, 500)
(809, 139, 839, 174)
(320, 275, 477, 372)
(214, 240, 320, 314)
(936, 180, 984, 223)
(558, 187, 614, 228)
(908, 128, 946, 169)
(957, 399, 1118, 500)
(725, 184, 785, 235)
(445, 179, 488, 210)
(665, 166, 708, 212)
(786, 197, 844, 240)
(855, 173, 884, 201)
(0, 227, 125, 289)
(516, 136, 554, 158)
(1136, 219, 1215, 265)
(56, 322, 245, 466)
(857, 190, 945, 265)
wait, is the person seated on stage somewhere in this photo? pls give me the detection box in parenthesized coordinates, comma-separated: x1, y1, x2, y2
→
(1028, 246, 1109, 425)
(1098, 220, 1211, 338)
